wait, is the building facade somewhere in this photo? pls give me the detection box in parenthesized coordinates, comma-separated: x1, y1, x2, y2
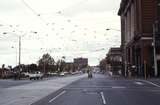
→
(64, 62, 75, 72)
(74, 58, 88, 70)
(106, 47, 122, 75)
(118, 0, 160, 77)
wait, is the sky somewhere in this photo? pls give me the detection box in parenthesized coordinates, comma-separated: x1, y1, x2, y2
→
(0, 0, 121, 67)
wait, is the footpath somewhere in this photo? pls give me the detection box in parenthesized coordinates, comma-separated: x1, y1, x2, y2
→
(0, 74, 86, 105)
(108, 73, 160, 87)
(139, 78, 160, 87)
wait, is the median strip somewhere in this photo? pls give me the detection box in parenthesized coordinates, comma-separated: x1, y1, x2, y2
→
(48, 91, 66, 103)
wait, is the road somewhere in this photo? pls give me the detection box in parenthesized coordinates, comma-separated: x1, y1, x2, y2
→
(0, 74, 74, 89)
(0, 79, 32, 88)
(32, 73, 160, 105)
(0, 74, 86, 105)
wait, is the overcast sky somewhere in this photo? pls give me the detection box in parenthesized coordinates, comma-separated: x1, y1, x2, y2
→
(0, 0, 121, 67)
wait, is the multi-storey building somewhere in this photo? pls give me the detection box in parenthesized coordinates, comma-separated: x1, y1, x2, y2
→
(118, 0, 160, 77)
(106, 47, 122, 75)
(74, 58, 88, 70)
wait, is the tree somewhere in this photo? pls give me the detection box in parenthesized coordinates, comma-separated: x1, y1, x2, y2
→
(38, 53, 55, 73)
(56, 59, 66, 72)
(28, 64, 38, 72)
(99, 59, 107, 72)
(2, 64, 5, 69)
(1, 64, 5, 78)
(8, 66, 12, 70)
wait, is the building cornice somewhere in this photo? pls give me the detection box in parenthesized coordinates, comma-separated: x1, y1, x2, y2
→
(118, 0, 133, 16)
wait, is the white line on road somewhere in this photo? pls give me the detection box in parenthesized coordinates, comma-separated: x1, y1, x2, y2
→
(48, 91, 66, 103)
(100, 92, 106, 105)
(111, 86, 126, 89)
(134, 81, 144, 85)
(138, 80, 160, 88)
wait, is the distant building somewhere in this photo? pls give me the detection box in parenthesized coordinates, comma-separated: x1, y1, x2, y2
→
(74, 58, 88, 70)
(99, 58, 107, 73)
(64, 62, 75, 72)
(106, 47, 122, 75)
(118, 0, 160, 77)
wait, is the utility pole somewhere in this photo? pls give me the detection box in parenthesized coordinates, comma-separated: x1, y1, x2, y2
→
(153, 22, 158, 77)
(43, 60, 46, 74)
(19, 36, 21, 72)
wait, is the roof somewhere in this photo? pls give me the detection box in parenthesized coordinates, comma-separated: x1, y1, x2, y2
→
(107, 47, 122, 56)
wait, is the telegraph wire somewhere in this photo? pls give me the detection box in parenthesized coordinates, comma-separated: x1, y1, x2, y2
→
(21, 0, 46, 23)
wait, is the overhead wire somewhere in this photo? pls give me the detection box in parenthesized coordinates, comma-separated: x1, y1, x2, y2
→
(21, 0, 46, 23)
(20, 0, 67, 48)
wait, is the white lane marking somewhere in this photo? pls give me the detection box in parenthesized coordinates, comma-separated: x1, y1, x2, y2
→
(111, 86, 126, 89)
(100, 92, 106, 104)
(138, 80, 160, 88)
(134, 82, 144, 85)
(48, 91, 66, 103)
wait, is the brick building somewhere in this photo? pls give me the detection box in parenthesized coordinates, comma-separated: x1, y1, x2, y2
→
(74, 58, 88, 70)
(118, 0, 160, 77)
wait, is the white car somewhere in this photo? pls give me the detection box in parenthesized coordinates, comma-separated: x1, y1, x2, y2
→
(28, 72, 44, 80)
(59, 72, 65, 76)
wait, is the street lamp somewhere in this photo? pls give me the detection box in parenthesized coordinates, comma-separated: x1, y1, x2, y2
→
(152, 20, 159, 77)
(106, 28, 121, 32)
(2, 31, 37, 73)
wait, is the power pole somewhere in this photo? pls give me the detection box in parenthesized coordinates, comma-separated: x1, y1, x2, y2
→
(19, 36, 21, 72)
(44, 60, 46, 74)
(153, 22, 158, 77)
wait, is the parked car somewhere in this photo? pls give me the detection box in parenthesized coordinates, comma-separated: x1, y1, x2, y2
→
(59, 72, 65, 76)
(27, 72, 44, 80)
(47, 72, 58, 76)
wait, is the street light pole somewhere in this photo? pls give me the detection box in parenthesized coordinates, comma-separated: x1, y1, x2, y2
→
(18, 31, 37, 72)
(2, 31, 37, 73)
(153, 22, 158, 77)
(106, 28, 121, 32)
(18, 36, 21, 72)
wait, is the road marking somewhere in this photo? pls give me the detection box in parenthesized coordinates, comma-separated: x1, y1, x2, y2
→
(138, 80, 160, 88)
(100, 92, 106, 104)
(111, 86, 126, 89)
(48, 91, 66, 103)
(134, 81, 144, 85)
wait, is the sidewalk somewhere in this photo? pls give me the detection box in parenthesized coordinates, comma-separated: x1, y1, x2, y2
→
(0, 74, 86, 105)
(143, 78, 160, 86)
(108, 74, 160, 83)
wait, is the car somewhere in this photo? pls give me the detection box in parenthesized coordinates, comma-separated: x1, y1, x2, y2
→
(51, 72, 58, 76)
(47, 72, 58, 76)
(28, 72, 44, 80)
(71, 71, 79, 75)
(59, 72, 65, 76)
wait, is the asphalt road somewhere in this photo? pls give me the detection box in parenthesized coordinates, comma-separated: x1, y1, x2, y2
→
(0, 75, 76, 89)
(32, 73, 160, 105)
(0, 79, 32, 88)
